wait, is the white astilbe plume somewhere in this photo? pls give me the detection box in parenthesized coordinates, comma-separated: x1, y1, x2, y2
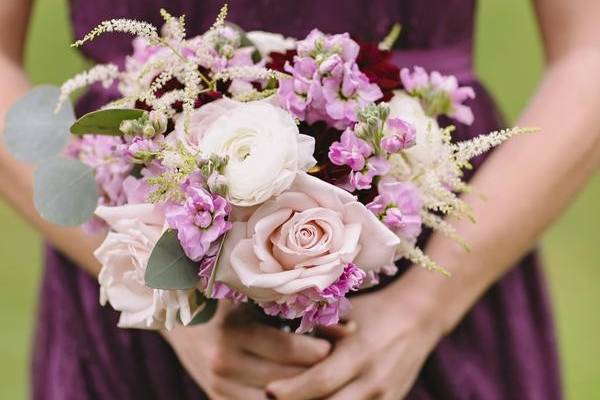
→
(55, 64, 120, 112)
(149, 89, 186, 116)
(452, 127, 536, 168)
(397, 242, 449, 276)
(233, 88, 278, 102)
(139, 69, 174, 103)
(181, 61, 202, 132)
(209, 4, 228, 32)
(421, 212, 470, 250)
(420, 171, 473, 219)
(213, 66, 286, 82)
(72, 19, 160, 48)
(160, 9, 186, 42)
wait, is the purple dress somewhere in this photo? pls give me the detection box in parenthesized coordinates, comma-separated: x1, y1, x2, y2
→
(32, 1, 562, 399)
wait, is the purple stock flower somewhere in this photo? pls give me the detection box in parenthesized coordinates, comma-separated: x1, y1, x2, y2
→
(328, 128, 373, 171)
(381, 118, 416, 153)
(277, 57, 319, 120)
(165, 174, 232, 262)
(400, 66, 475, 125)
(297, 30, 359, 63)
(322, 63, 382, 129)
(277, 30, 381, 130)
(259, 263, 366, 333)
(198, 249, 247, 302)
(367, 181, 423, 243)
(349, 156, 390, 191)
(123, 135, 164, 160)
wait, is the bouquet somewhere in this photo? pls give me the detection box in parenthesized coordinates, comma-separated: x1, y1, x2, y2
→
(3, 5, 531, 332)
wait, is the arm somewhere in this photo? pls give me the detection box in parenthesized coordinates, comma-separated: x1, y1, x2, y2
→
(0, 0, 104, 276)
(266, 0, 600, 398)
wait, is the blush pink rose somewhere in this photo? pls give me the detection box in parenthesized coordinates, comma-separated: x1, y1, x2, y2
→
(215, 172, 400, 301)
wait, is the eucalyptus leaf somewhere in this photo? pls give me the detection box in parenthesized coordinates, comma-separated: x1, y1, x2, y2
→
(188, 295, 218, 325)
(145, 230, 200, 290)
(33, 158, 99, 226)
(70, 108, 146, 136)
(4, 85, 74, 163)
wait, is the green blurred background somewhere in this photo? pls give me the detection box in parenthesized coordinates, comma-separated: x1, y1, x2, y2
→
(0, 0, 598, 398)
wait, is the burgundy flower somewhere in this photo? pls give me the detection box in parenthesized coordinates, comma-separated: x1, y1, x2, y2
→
(266, 49, 297, 72)
(356, 42, 401, 102)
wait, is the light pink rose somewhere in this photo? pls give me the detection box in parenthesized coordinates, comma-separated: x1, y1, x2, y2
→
(215, 172, 400, 301)
(94, 203, 197, 330)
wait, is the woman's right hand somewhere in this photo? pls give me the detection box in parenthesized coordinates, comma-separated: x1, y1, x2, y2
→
(162, 302, 332, 399)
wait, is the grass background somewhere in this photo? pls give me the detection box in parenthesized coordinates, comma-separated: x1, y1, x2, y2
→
(0, 0, 598, 398)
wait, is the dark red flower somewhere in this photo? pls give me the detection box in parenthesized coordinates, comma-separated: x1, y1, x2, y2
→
(266, 50, 297, 72)
(357, 43, 401, 102)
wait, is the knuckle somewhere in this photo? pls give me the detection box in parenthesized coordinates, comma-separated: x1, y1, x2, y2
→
(208, 349, 231, 376)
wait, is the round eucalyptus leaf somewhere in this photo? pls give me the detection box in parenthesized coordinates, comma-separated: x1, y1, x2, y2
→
(145, 230, 200, 290)
(188, 296, 218, 325)
(33, 158, 99, 226)
(4, 85, 75, 164)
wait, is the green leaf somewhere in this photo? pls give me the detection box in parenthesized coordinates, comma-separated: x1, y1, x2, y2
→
(145, 230, 200, 290)
(70, 108, 146, 136)
(188, 292, 218, 325)
(4, 85, 74, 164)
(33, 158, 99, 226)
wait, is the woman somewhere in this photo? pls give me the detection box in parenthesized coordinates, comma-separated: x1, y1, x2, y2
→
(1, 0, 598, 399)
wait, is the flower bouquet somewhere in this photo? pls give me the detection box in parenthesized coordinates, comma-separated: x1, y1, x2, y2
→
(3, 5, 531, 332)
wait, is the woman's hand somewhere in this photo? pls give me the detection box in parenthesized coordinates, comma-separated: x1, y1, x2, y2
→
(266, 285, 444, 400)
(163, 302, 332, 399)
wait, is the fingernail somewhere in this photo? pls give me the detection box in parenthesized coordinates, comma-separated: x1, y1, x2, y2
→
(266, 390, 277, 400)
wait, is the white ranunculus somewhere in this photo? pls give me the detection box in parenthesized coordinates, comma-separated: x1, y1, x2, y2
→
(196, 100, 316, 206)
(95, 204, 196, 330)
(246, 31, 296, 59)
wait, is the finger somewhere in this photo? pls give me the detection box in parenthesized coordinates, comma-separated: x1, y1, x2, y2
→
(266, 339, 364, 400)
(316, 320, 359, 340)
(230, 322, 331, 366)
(219, 351, 306, 387)
(212, 376, 266, 400)
(327, 374, 382, 400)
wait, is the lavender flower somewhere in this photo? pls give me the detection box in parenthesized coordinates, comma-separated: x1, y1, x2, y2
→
(260, 263, 366, 333)
(329, 128, 373, 170)
(381, 118, 416, 153)
(277, 30, 382, 130)
(198, 249, 247, 302)
(400, 66, 475, 125)
(66, 135, 133, 232)
(165, 174, 232, 262)
(348, 156, 390, 191)
(367, 181, 423, 243)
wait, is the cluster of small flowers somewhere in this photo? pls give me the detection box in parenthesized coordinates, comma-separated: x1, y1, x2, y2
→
(165, 172, 232, 262)
(400, 66, 475, 125)
(66, 135, 133, 232)
(277, 29, 383, 130)
(328, 103, 417, 192)
(260, 264, 366, 333)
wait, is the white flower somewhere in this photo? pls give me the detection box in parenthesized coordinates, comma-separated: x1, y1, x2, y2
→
(387, 91, 450, 178)
(179, 99, 316, 206)
(94, 204, 196, 330)
(246, 31, 296, 59)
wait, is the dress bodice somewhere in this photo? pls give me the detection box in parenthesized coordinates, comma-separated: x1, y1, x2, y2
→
(69, 0, 476, 63)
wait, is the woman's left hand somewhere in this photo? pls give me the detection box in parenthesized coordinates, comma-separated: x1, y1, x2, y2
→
(265, 284, 444, 400)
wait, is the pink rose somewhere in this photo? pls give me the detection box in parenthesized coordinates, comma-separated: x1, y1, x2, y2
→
(215, 172, 400, 301)
(94, 204, 197, 330)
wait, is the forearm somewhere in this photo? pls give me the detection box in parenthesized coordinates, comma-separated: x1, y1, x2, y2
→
(0, 56, 103, 276)
(387, 47, 600, 336)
